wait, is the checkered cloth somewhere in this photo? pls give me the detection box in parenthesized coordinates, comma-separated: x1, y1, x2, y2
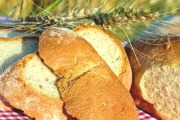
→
(0, 108, 157, 120)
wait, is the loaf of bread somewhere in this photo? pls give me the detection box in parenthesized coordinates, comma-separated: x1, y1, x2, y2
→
(0, 53, 68, 120)
(74, 25, 132, 90)
(0, 27, 138, 119)
(38, 27, 138, 120)
(127, 36, 180, 120)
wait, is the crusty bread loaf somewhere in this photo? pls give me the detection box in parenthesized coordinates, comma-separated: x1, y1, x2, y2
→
(127, 36, 180, 120)
(38, 27, 139, 120)
(0, 53, 67, 120)
(74, 25, 132, 90)
(0, 37, 38, 72)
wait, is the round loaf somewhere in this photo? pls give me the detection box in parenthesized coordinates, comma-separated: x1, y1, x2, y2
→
(38, 27, 139, 120)
(127, 36, 180, 120)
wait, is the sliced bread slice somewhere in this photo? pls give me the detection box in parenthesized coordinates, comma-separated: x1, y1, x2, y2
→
(0, 53, 67, 120)
(0, 37, 38, 73)
(74, 25, 132, 90)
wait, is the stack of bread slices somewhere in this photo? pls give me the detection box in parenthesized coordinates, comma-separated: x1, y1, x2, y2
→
(0, 26, 138, 120)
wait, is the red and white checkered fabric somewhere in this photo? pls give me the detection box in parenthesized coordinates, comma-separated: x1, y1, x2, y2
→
(138, 109, 157, 120)
(0, 108, 157, 120)
(0, 109, 30, 120)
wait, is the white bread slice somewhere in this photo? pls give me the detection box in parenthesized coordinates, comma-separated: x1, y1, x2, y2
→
(38, 27, 139, 120)
(0, 37, 38, 72)
(74, 25, 132, 90)
(0, 53, 67, 120)
(127, 36, 180, 120)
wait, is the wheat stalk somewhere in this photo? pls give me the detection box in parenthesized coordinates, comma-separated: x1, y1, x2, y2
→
(0, 0, 179, 40)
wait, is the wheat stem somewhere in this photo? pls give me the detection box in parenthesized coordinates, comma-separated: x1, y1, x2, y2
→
(38, 0, 62, 16)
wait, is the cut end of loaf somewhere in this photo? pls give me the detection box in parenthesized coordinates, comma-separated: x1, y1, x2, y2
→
(140, 63, 180, 119)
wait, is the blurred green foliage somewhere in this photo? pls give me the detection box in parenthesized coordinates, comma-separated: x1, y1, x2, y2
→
(0, 0, 179, 19)
(0, 0, 179, 41)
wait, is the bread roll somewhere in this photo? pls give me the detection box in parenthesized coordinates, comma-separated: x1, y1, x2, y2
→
(38, 27, 139, 120)
(0, 53, 67, 120)
(127, 36, 180, 120)
(74, 25, 132, 90)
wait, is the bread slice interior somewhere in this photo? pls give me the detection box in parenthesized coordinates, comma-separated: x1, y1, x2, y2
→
(0, 37, 38, 72)
(22, 54, 59, 98)
(74, 26, 122, 77)
(74, 26, 132, 90)
(140, 63, 180, 119)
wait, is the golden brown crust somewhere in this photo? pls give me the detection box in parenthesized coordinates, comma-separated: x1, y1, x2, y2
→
(58, 64, 138, 120)
(0, 53, 67, 120)
(0, 95, 12, 110)
(74, 25, 132, 90)
(39, 28, 139, 120)
(127, 36, 180, 120)
(38, 27, 101, 79)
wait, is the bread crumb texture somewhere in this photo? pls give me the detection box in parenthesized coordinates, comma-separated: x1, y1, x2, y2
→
(0, 37, 38, 72)
(128, 36, 180, 120)
(141, 63, 180, 119)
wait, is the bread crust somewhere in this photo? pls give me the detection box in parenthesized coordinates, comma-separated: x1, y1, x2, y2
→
(58, 64, 138, 120)
(0, 53, 67, 120)
(0, 64, 14, 110)
(74, 25, 132, 90)
(127, 36, 180, 120)
(39, 27, 101, 79)
(38, 27, 139, 120)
